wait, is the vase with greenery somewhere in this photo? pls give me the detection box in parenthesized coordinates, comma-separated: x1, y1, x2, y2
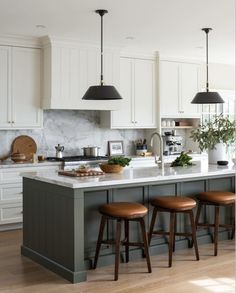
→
(190, 114, 236, 164)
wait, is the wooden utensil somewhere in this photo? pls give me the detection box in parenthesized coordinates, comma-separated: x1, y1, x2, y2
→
(11, 135, 37, 161)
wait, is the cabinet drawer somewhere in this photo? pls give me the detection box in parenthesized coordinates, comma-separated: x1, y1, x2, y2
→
(0, 164, 60, 183)
(0, 170, 22, 183)
(0, 183, 22, 202)
(0, 203, 22, 224)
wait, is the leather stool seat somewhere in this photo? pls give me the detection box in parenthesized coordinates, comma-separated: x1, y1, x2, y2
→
(151, 196, 196, 211)
(99, 202, 148, 219)
(196, 191, 235, 205)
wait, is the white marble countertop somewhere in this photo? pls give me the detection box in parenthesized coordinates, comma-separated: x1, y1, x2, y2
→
(0, 160, 61, 169)
(22, 161, 235, 189)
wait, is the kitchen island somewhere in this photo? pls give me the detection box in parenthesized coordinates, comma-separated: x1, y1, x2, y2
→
(21, 162, 235, 283)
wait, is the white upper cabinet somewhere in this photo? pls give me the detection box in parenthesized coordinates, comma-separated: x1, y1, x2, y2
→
(42, 38, 121, 110)
(160, 60, 201, 117)
(0, 46, 42, 129)
(104, 56, 157, 129)
(111, 58, 133, 127)
(0, 47, 11, 128)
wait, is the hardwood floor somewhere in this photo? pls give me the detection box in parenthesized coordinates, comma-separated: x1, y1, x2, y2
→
(0, 229, 235, 293)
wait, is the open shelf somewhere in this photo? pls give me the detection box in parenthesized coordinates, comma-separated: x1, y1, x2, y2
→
(161, 126, 195, 129)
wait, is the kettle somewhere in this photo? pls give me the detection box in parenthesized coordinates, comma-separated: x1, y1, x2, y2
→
(55, 144, 64, 158)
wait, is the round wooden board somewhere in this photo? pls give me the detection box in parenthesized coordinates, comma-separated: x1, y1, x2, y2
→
(11, 135, 37, 161)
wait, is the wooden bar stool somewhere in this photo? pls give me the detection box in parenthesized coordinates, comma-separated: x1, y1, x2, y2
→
(94, 202, 152, 281)
(149, 196, 199, 267)
(195, 191, 235, 256)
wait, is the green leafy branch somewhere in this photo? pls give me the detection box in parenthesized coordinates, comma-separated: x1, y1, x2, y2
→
(190, 114, 236, 151)
(108, 156, 131, 167)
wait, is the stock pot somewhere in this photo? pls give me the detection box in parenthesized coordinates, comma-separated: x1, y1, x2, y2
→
(82, 146, 100, 157)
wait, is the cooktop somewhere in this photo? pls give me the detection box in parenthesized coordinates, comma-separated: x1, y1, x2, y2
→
(46, 155, 108, 162)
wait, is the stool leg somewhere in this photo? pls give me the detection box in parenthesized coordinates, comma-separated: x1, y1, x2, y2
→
(168, 212, 175, 267)
(114, 219, 122, 281)
(189, 210, 200, 261)
(149, 207, 158, 245)
(173, 213, 177, 252)
(230, 204, 235, 240)
(124, 220, 129, 263)
(139, 218, 152, 273)
(189, 202, 202, 248)
(214, 206, 220, 256)
(195, 202, 202, 228)
(94, 215, 106, 269)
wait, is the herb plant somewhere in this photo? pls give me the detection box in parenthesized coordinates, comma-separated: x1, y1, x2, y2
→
(108, 156, 131, 167)
(171, 152, 193, 167)
(190, 114, 236, 151)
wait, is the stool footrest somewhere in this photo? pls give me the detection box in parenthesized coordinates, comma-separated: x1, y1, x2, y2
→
(122, 241, 144, 247)
(101, 239, 144, 248)
(151, 230, 194, 237)
(197, 223, 234, 228)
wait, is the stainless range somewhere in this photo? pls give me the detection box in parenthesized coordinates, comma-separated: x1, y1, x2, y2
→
(46, 156, 108, 171)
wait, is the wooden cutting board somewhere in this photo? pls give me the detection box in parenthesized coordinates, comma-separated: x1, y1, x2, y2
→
(58, 170, 105, 177)
(11, 135, 37, 161)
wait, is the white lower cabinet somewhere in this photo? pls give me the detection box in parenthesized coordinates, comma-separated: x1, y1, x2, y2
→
(0, 164, 60, 229)
(102, 56, 157, 129)
(0, 202, 23, 225)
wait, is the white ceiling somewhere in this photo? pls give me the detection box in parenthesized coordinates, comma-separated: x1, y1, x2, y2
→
(0, 0, 235, 64)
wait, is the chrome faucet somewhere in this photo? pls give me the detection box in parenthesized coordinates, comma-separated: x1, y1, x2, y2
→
(150, 132, 164, 170)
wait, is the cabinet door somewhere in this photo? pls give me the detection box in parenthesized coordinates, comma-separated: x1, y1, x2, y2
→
(12, 47, 42, 128)
(134, 59, 156, 128)
(111, 57, 134, 127)
(181, 63, 201, 116)
(0, 46, 11, 128)
(160, 61, 180, 116)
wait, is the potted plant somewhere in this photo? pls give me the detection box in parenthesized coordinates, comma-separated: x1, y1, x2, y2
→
(100, 156, 131, 173)
(190, 114, 236, 164)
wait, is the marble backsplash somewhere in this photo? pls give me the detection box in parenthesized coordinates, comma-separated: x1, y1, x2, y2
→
(0, 110, 146, 157)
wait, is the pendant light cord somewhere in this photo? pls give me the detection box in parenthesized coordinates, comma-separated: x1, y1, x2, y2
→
(100, 12, 104, 86)
(206, 29, 209, 92)
(96, 10, 108, 86)
(202, 28, 212, 92)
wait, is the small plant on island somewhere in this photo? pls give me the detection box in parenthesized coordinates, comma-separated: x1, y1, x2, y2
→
(108, 156, 131, 167)
(171, 152, 193, 167)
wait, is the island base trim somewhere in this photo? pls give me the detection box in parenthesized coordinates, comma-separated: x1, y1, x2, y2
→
(21, 245, 87, 283)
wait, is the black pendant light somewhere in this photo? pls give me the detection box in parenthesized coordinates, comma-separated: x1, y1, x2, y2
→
(191, 28, 224, 104)
(82, 9, 122, 100)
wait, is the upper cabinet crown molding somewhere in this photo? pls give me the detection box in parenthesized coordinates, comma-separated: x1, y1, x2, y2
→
(41, 35, 122, 51)
(0, 34, 41, 48)
(121, 51, 158, 60)
(160, 55, 204, 65)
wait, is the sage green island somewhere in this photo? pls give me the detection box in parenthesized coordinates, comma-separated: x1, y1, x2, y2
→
(21, 162, 235, 283)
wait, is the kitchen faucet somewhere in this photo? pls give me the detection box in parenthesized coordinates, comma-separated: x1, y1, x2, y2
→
(150, 132, 164, 170)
